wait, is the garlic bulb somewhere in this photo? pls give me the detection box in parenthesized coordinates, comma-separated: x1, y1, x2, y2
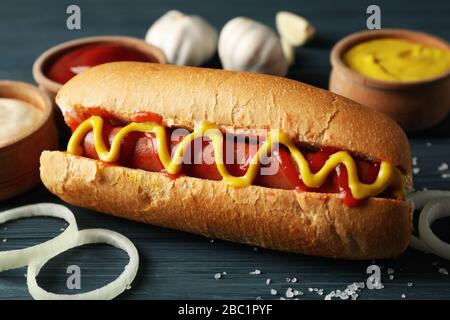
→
(145, 10, 218, 66)
(218, 17, 288, 76)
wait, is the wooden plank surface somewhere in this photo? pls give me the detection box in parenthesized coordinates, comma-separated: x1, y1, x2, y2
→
(0, 0, 449, 299)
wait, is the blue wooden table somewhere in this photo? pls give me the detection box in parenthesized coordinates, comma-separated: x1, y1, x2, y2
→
(0, 0, 449, 300)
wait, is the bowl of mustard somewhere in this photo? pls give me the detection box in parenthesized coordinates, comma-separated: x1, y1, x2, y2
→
(330, 29, 450, 132)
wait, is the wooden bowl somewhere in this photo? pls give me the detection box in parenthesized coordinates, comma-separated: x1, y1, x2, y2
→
(0, 81, 57, 200)
(33, 35, 167, 103)
(330, 29, 450, 132)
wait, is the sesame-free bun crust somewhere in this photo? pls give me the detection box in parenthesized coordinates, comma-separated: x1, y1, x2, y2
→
(41, 151, 412, 259)
(56, 62, 412, 183)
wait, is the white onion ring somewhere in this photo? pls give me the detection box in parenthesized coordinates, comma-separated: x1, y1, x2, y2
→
(419, 199, 450, 260)
(27, 228, 139, 300)
(0, 203, 78, 272)
(408, 190, 450, 210)
(408, 191, 450, 259)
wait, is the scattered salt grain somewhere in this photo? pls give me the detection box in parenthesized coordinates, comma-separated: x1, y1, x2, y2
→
(407, 282, 413, 287)
(413, 168, 420, 175)
(279, 297, 286, 300)
(126, 284, 131, 290)
(438, 162, 449, 171)
(256, 296, 262, 300)
(389, 275, 394, 280)
(2, 239, 6, 243)
(286, 288, 294, 298)
(293, 289, 303, 296)
(426, 142, 432, 147)
(214, 273, 222, 280)
(253, 247, 258, 252)
(442, 173, 450, 179)
(291, 277, 298, 283)
(324, 291, 335, 300)
(249, 269, 261, 275)
(401, 293, 406, 299)
(270, 289, 277, 296)
(209, 239, 214, 243)
(387, 268, 395, 275)
(324, 282, 365, 300)
(266, 278, 271, 285)
(222, 272, 227, 275)
(60, 228, 65, 232)
(412, 157, 418, 166)
(438, 267, 448, 275)
(286, 277, 291, 283)
(308, 288, 313, 292)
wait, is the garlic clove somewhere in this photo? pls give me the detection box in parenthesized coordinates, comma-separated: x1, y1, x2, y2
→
(276, 11, 315, 47)
(281, 38, 295, 66)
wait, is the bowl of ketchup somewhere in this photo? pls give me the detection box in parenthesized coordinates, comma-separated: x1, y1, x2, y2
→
(33, 36, 166, 102)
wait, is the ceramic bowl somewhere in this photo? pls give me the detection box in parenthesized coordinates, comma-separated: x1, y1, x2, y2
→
(330, 29, 450, 132)
(33, 35, 166, 103)
(0, 80, 57, 200)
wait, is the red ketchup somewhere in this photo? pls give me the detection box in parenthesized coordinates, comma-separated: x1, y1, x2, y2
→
(336, 160, 380, 207)
(46, 43, 155, 84)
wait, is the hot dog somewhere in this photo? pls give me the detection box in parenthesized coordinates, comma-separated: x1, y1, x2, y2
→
(39, 62, 413, 259)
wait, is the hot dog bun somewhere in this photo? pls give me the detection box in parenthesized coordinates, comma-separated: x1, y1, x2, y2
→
(41, 62, 413, 259)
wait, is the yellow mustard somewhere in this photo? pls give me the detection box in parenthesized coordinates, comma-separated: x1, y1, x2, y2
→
(343, 38, 450, 81)
(67, 115, 404, 200)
